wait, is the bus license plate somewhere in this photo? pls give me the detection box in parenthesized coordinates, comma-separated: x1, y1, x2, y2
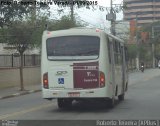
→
(68, 92, 80, 97)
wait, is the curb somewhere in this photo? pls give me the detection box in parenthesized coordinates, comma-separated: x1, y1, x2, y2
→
(0, 89, 42, 100)
(128, 69, 139, 73)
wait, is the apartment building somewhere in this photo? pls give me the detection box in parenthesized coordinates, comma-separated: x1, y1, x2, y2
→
(123, 0, 160, 26)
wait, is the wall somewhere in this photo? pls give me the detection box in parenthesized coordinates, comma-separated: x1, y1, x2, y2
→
(0, 67, 41, 89)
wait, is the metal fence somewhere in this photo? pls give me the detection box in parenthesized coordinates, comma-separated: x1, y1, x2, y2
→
(0, 54, 40, 67)
(0, 54, 154, 69)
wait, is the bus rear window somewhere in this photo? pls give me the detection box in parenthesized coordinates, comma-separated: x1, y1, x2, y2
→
(46, 36, 100, 60)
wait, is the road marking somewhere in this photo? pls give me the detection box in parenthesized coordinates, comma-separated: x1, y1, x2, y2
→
(13, 93, 20, 96)
(0, 103, 54, 120)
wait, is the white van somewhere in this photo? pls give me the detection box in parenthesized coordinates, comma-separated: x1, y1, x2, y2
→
(41, 28, 128, 108)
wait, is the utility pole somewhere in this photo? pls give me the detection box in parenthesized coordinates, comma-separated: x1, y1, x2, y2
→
(110, 0, 116, 35)
(152, 42, 155, 68)
(152, 0, 156, 68)
(106, 0, 124, 35)
(106, 0, 116, 35)
(135, 14, 140, 71)
(70, 0, 74, 22)
(110, 0, 115, 35)
(151, 26, 160, 68)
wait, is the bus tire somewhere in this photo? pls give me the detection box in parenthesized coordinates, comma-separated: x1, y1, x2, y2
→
(57, 98, 72, 109)
(118, 93, 124, 101)
(57, 98, 65, 108)
(107, 97, 115, 108)
(125, 83, 128, 91)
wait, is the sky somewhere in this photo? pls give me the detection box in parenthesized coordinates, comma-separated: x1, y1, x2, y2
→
(50, 0, 123, 32)
(98, 0, 123, 7)
(75, 0, 124, 31)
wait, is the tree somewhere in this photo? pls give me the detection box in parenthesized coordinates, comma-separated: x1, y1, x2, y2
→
(26, 14, 49, 47)
(155, 43, 160, 60)
(126, 44, 137, 69)
(141, 21, 160, 63)
(6, 20, 37, 90)
(27, 14, 86, 48)
(0, 27, 8, 43)
(127, 44, 137, 60)
(0, 0, 31, 28)
(48, 15, 85, 31)
(5, 12, 51, 90)
(1, 13, 85, 90)
(139, 44, 151, 62)
(0, 0, 49, 28)
(0, 0, 87, 91)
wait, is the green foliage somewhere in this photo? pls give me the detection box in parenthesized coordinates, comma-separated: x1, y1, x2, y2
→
(0, 0, 49, 28)
(5, 15, 48, 52)
(155, 43, 160, 59)
(142, 21, 160, 59)
(27, 15, 49, 48)
(0, 14, 85, 50)
(142, 21, 160, 42)
(6, 20, 36, 53)
(127, 44, 152, 63)
(142, 21, 160, 31)
(139, 44, 151, 62)
(0, 0, 31, 27)
(0, 28, 8, 43)
(127, 44, 137, 59)
(48, 15, 85, 31)
(29, 14, 86, 47)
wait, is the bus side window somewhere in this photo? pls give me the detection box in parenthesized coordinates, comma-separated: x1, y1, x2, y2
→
(119, 43, 122, 54)
(107, 38, 111, 64)
(115, 41, 120, 53)
(125, 47, 129, 62)
(120, 45, 124, 63)
(114, 41, 119, 65)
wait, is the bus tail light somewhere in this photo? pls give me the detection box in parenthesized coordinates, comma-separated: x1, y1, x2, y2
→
(99, 71, 105, 88)
(43, 72, 48, 89)
(96, 29, 100, 32)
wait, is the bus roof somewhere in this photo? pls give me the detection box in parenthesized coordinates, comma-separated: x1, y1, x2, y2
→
(43, 27, 125, 44)
(43, 27, 102, 37)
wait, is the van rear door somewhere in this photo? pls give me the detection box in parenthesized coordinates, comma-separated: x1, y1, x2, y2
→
(48, 64, 74, 89)
(46, 35, 100, 89)
(48, 62, 99, 89)
(73, 62, 99, 89)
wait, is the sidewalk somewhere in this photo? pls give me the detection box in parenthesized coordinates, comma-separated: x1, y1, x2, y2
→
(129, 68, 160, 85)
(0, 84, 41, 100)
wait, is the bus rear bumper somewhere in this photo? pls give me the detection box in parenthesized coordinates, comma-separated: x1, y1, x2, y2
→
(42, 88, 112, 99)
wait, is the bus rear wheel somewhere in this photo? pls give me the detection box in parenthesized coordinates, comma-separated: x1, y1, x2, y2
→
(107, 97, 115, 108)
(57, 98, 72, 109)
(118, 93, 125, 101)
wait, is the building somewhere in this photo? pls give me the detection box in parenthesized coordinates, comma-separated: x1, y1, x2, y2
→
(0, 43, 40, 54)
(123, 0, 160, 26)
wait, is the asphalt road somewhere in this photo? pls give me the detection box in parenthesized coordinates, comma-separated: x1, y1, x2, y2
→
(0, 69, 160, 125)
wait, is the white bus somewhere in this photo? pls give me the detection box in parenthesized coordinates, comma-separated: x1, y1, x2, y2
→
(41, 28, 128, 108)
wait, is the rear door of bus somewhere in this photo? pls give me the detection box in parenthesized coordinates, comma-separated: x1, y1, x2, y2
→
(46, 35, 100, 89)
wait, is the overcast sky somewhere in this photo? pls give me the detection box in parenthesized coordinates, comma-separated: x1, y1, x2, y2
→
(76, 0, 123, 31)
(98, 0, 123, 7)
(50, 0, 123, 32)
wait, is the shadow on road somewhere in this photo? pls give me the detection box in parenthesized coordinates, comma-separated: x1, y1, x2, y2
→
(52, 99, 123, 113)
